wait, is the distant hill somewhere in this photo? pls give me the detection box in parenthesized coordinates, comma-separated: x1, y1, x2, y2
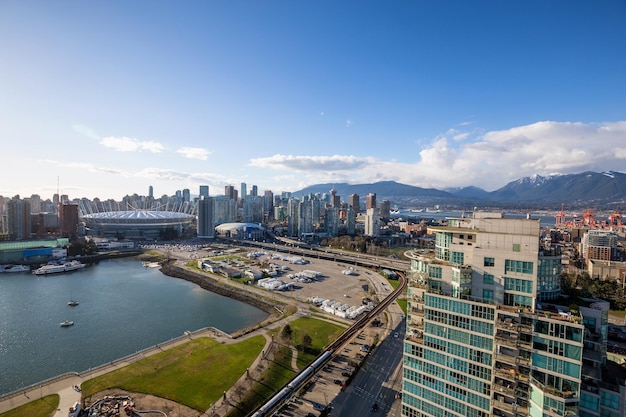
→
(291, 171, 626, 209)
(490, 171, 626, 206)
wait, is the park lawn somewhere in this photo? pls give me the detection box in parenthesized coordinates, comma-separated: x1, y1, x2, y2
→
(226, 345, 295, 417)
(0, 395, 58, 417)
(82, 335, 265, 411)
(288, 317, 346, 369)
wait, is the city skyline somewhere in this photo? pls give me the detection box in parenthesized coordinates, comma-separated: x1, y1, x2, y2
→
(1, 1, 625, 200)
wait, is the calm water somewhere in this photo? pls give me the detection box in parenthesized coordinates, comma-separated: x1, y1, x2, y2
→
(0, 258, 268, 395)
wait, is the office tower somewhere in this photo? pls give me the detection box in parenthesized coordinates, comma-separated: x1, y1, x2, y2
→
(7, 197, 31, 240)
(364, 207, 380, 237)
(251, 185, 258, 197)
(197, 196, 214, 238)
(225, 185, 235, 199)
(199, 185, 209, 198)
(401, 212, 595, 417)
(349, 194, 360, 214)
(149, 185, 154, 199)
(241, 182, 247, 199)
(366, 193, 376, 210)
(182, 188, 190, 203)
(345, 206, 356, 236)
(29, 194, 42, 214)
(325, 207, 340, 237)
(380, 199, 391, 221)
(60, 203, 79, 238)
(263, 190, 274, 220)
(213, 195, 237, 225)
(330, 188, 340, 208)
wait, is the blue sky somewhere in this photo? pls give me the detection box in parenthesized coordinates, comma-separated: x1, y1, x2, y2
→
(1, 1, 625, 200)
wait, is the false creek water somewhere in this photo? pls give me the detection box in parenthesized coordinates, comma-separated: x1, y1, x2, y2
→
(0, 258, 268, 395)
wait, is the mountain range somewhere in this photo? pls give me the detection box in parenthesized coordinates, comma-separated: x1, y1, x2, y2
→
(292, 171, 626, 210)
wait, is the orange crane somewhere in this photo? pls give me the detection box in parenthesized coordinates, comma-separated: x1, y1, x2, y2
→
(583, 209, 596, 227)
(609, 210, 623, 227)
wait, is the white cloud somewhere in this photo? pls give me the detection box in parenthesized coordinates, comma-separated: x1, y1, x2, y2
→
(250, 154, 373, 171)
(100, 136, 165, 153)
(345, 119, 353, 127)
(249, 121, 626, 192)
(176, 147, 210, 160)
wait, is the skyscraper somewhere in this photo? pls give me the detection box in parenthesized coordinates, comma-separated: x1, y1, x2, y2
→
(197, 196, 214, 239)
(401, 212, 599, 417)
(199, 185, 209, 198)
(225, 185, 235, 199)
(366, 193, 376, 210)
(241, 182, 247, 199)
(349, 193, 360, 214)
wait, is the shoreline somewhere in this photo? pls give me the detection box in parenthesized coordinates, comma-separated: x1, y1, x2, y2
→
(0, 256, 289, 408)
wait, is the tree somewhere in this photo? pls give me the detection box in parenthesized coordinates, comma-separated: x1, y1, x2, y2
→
(281, 324, 293, 340)
(302, 333, 312, 353)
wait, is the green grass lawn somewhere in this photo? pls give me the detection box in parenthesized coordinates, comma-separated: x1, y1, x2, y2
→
(396, 298, 408, 315)
(82, 335, 265, 412)
(0, 395, 58, 417)
(287, 317, 346, 369)
(226, 345, 295, 417)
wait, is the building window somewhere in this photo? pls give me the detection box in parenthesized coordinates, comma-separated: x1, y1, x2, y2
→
(505, 259, 533, 275)
(451, 251, 464, 265)
(483, 273, 494, 285)
(484, 257, 495, 267)
(482, 289, 494, 302)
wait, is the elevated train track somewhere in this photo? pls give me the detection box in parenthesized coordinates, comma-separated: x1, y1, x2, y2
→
(248, 259, 407, 417)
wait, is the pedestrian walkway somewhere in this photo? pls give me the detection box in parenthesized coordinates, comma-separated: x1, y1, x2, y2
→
(0, 311, 305, 417)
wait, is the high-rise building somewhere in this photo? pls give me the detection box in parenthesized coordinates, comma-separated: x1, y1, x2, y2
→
(366, 193, 376, 210)
(199, 185, 209, 198)
(349, 194, 360, 214)
(148, 185, 154, 199)
(197, 196, 214, 239)
(182, 188, 190, 203)
(380, 199, 391, 221)
(325, 207, 340, 237)
(401, 212, 605, 417)
(7, 197, 31, 240)
(225, 185, 235, 199)
(364, 207, 380, 236)
(251, 185, 258, 197)
(330, 188, 340, 208)
(60, 203, 79, 238)
(241, 182, 247, 199)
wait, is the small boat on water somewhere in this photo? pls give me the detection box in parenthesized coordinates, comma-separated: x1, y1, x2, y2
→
(142, 261, 160, 268)
(68, 298, 79, 306)
(60, 320, 74, 327)
(0, 264, 30, 273)
(33, 260, 86, 276)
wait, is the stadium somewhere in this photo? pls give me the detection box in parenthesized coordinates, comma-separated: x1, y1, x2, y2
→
(82, 210, 195, 240)
(214, 222, 265, 240)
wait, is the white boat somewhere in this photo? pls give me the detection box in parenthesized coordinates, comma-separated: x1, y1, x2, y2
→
(68, 295, 79, 306)
(60, 320, 74, 327)
(1, 264, 30, 273)
(33, 260, 86, 276)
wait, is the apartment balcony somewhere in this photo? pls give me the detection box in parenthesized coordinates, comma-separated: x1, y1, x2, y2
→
(493, 399, 528, 416)
(494, 380, 516, 397)
(410, 306, 425, 316)
(496, 318, 520, 330)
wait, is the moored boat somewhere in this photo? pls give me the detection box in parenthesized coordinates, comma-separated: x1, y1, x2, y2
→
(33, 260, 86, 276)
(60, 320, 74, 327)
(1, 264, 30, 273)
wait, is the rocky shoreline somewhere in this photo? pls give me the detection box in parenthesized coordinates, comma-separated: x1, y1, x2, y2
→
(159, 261, 290, 337)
